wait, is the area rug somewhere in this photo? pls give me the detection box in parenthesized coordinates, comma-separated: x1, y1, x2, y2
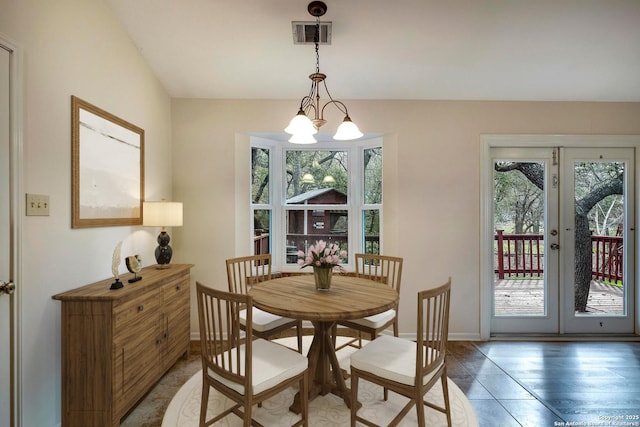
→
(162, 337, 478, 426)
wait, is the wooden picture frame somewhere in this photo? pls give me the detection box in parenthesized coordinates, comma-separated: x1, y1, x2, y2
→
(71, 96, 144, 228)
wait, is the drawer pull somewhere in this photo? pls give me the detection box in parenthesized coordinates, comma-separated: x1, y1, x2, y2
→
(156, 338, 162, 345)
(175, 285, 181, 291)
(137, 304, 144, 312)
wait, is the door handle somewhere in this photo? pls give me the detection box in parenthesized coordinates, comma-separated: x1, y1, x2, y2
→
(550, 243, 560, 250)
(0, 281, 15, 295)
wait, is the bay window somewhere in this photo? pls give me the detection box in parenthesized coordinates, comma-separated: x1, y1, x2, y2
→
(251, 137, 382, 269)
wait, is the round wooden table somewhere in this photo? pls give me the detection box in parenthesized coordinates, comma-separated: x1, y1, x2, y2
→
(249, 274, 398, 412)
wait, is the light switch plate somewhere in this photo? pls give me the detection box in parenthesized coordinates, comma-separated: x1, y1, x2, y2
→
(26, 193, 50, 216)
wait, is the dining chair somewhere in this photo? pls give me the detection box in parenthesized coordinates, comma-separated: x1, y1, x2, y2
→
(196, 282, 309, 427)
(334, 253, 403, 350)
(349, 278, 452, 427)
(226, 254, 303, 353)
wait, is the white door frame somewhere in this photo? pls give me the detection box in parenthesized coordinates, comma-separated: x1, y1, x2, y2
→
(0, 33, 23, 427)
(480, 134, 640, 339)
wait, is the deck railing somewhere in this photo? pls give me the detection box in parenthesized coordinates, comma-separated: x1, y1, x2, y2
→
(494, 230, 623, 284)
(254, 232, 270, 257)
(253, 233, 380, 261)
(591, 234, 623, 283)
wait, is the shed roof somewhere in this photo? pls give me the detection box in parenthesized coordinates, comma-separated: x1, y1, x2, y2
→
(286, 188, 346, 204)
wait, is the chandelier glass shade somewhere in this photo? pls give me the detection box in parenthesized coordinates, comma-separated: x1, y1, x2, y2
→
(285, 1, 363, 144)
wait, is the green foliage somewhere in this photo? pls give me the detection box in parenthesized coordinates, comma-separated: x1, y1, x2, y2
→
(251, 147, 270, 204)
(285, 150, 348, 198)
(494, 162, 544, 234)
(364, 148, 382, 204)
(574, 161, 624, 235)
(253, 209, 270, 232)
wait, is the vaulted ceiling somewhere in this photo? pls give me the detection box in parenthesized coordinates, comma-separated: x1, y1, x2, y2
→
(106, 0, 640, 102)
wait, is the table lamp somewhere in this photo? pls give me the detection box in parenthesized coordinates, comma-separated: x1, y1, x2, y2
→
(143, 200, 183, 268)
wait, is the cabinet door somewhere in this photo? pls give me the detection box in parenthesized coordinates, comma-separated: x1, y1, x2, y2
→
(162, 276, 190, 366)
(113, 294, 162, 419)
(62, 301, 113, 427)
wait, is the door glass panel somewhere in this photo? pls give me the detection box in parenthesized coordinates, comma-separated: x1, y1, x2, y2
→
(493, 161, 546, 316)
(573, 160, 625, 316)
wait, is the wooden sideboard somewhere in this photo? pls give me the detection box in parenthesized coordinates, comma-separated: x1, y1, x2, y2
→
(52, 264, 194, 427)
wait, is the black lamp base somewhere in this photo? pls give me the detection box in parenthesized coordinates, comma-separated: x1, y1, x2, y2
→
(155, 231, 173, 268)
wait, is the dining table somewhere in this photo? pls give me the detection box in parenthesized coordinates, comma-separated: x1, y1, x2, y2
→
(248, 273, 399, 413)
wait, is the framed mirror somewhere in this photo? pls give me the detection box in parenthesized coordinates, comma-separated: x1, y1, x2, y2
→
(71, 96, 144, 228)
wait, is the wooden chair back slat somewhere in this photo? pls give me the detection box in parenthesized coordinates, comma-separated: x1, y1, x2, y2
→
(196, 282, 251, 388)
(417, 278, 451, 380)
(355, 253, 403, 293)
(226, 254, 273, 295)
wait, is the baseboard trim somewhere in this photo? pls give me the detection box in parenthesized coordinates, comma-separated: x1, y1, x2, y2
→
(490, 333, 640, 341)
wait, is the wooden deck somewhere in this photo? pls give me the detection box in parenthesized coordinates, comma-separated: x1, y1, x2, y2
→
(494, 279, 624, 315)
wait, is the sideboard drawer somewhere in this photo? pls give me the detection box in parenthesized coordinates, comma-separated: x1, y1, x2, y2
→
(113, 291, 161, 335)
(162, 276, 190, 306)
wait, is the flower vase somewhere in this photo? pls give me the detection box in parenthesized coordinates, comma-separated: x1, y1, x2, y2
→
(313, 267, 333, 291)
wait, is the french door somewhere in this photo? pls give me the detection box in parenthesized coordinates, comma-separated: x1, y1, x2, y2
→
(487, 141, 636, 335)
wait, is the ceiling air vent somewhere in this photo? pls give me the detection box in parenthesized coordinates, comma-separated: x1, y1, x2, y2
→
(292, 21, 332, 45)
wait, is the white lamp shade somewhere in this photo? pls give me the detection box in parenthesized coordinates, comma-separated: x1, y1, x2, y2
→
(284, 111, 317, 135)
(288, 133, 318, 144)
(333, 116, 363, 140)
(143, 201, 183, 227)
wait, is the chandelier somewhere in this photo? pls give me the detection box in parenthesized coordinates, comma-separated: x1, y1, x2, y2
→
(285, 1, 363, 144)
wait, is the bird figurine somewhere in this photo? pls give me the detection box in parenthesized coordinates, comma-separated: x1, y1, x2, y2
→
(126, 254, 142, 283)
(110, 241, 124, 289)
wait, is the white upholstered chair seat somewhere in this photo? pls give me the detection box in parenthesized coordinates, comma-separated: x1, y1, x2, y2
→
(347, 308, 396, 329)
(239, 307, 297, 332)
(210, 338, 308, 395)
(350, 335, 441, 386)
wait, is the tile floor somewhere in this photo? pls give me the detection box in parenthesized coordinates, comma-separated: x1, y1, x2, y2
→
(449, 340, 640, 426)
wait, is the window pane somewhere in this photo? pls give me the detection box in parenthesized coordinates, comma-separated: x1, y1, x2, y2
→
(363, 209, 380, 254)
(286, 208, 349, 264)
(253, 209, 271, 255)
(251, 147, 269, 204)
(364, 147, 382, 204)
(285, 150, 348, 203)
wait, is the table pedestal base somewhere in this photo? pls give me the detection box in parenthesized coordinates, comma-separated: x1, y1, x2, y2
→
(290, 320, 359, 414)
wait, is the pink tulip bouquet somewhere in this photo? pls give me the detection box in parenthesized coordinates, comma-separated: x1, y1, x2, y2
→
(297, 240, 347, 271)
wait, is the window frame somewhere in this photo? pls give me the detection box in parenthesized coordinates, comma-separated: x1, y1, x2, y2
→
(250, 136, 383, 272)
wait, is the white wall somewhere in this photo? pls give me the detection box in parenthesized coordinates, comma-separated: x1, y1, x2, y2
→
(0, 0, 173, 425)
(172, 99, 640, 340)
